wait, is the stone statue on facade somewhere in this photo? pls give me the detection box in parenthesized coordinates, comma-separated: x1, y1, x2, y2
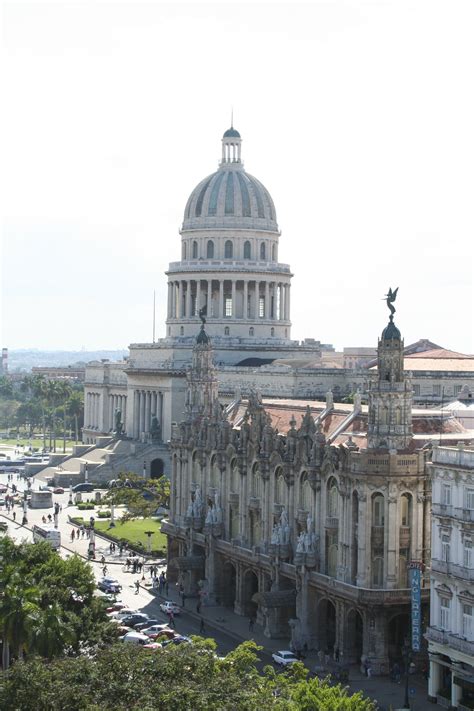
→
(326, 390, 334, 409)
(114, 408, 123, 436)
(271, 524, 280, 545)
(306, 513, 313, 536)
(353, 389, 362, 411)
(213, 489, 222, 524)
(296, 532, 305, 553)
(150, 414, 162, 441)
(193, 487, 203, 517)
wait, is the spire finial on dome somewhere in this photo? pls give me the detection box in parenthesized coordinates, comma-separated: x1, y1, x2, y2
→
(231, 106, 233, 128)
(222, 121, 242, 163)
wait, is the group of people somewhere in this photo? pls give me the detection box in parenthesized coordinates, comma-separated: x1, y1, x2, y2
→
(125, 556, 144, 574)
(70, 526, 92, 541)
(152, 570, 168, 596)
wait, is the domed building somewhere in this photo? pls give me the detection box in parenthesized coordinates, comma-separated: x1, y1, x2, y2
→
(166, 127, 292, 342)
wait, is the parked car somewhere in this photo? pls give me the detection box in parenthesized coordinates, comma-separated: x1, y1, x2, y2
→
(106, 601, 128, 614)
(120, 613, 150, 628)
(97, 577, 122, 594)
(53, 487, 65, 494)
(161, 635, 191, 647)
(144, 628, 175, 641)
(143, 642, 162, 651)
(134, 618, 162, 631)
(109, 608, 138, 620)
(120, 631, 150, 645)
(159, 601, 181, 616)
(272, 650, 299, 667)
(72, 483, 94, 493)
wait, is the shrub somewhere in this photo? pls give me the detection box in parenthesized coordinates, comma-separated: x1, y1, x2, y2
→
(77, 502, 95, 511)
(97, 510, 111, 518)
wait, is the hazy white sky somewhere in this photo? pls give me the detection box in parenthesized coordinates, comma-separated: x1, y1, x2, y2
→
(2, 0, 473, 353)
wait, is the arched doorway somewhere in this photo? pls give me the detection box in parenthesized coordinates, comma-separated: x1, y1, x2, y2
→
(388, 613, 410, 662)
(243, 570, 259, 617)
(346, 609, 364, 664)
(318, 599, 336, 653)
(150, 458, 164, 479)
(219, 561, 237, 608)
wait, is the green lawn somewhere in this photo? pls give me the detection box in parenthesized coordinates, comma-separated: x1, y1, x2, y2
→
(93, 517, 166, 551)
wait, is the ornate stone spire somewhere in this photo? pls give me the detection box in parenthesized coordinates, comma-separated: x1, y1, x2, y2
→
(185, 323, 218, 421)
(367, 289, 413, 450)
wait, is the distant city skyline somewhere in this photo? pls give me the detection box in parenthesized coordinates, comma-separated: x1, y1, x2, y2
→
(2, 2, 473, 353)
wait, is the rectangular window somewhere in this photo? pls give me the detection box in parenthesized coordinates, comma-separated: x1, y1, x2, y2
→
(440, 597, 450, 630)
(465, 488, 474, 510)
(463, 604, 473, 639)
(442, 484, 452, 506)
(225, 297, 232, 317)
(413, 384, 420, 396)
(259, 297, 265, 318)
(441, 534, 450, 563)
(464, 540, 472, 568)
(433, 384, 441, 397)
(455, 384, 462, 395)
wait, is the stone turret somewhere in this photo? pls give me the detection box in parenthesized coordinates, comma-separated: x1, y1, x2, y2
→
(185, 324, 218, 421)
(368, 309, 413, 451)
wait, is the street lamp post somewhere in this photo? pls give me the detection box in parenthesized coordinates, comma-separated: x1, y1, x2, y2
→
(110, 502, 115, 527)
(144, 530, 154, 554)
(68, 480, 73, 506)
(402, 639, 411, 710)
(84, 463, 88, 483)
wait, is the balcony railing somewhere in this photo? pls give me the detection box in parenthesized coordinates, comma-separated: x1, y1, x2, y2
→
(168, 259, 291, 274)
(432, 504, 474, 522)
(432, 559, 474, 581)
(427, 627, 474, 656)
(325, 517, 339, 528)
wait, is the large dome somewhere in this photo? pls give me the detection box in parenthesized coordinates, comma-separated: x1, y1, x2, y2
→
(182, 127, 278, 233)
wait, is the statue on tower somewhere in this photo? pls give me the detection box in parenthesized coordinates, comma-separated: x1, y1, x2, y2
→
(384, 287, 399, 318)
(198, 305, 207, 325)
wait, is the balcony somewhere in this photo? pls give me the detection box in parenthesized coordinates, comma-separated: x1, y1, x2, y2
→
(371, 526, 385, 546)
(427, 627, 474, 657)
(167, 259, 292, 274)
(432, 559, 474, 581)
(325, 517, 339, 528)
(399, 526, 411, 547)
(432, 504, 474, 523)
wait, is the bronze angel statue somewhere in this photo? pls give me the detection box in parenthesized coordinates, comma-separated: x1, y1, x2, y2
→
(385, 287, 398, 316)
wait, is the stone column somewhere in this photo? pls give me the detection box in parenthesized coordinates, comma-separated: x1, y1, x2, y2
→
(122, 396, 127, 432)
(280, 283, 285, 321)
(452, 676, 463, 708)
(286, 284, 291, 321)
(159, 392, 164, 431)
(145, 391, 151, 434)
(167, 282, 172, 318)
(356, 495, 368, 587)
(219, 280, 224, 318)
(428, 657, 442, 700)
(386, 496, 397, 588)
(176, 281, 183, 318)
(243, 280, 248, 319)
(195, 279, 203, 316)
(185, 280, 191, 318)
(231, 280, 236, 318)
(271, 282, 277, 319)
(207, 279, 212, 317)
(140, 391, 146, 438)
(265, 281, 270, 319)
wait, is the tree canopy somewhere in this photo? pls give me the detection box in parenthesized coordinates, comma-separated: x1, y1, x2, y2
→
(103, 472, 170, 520)
(0, 640, 376, 711)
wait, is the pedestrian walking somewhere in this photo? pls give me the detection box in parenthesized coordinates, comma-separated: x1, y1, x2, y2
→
(102, 566, 108, 577)
(196, 598, 201, 614)
(334, 647, 340, 663)
(165, 579, 169, 596)
(71, 529, 75, 542)
(199, 617, 205, 634)
(12, 511, 16, 521)
(135, 580, 140, 594)
(181, 592, 186, 607)
(248, 616, 255, 632)
(168, 611, 175, 628)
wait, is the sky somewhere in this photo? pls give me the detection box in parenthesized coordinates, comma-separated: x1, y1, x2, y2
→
(2, 0, 473, 353)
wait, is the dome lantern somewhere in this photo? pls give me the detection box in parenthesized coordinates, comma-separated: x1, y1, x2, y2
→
(221, 125, 242, 165)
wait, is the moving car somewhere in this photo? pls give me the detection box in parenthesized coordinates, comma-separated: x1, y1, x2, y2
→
(97, 577, 122, 594)
(159, 601, 180, 616)
(53, 487, 65, 494)
(272, 650, 299, 667)
(72, 482, 94, 493)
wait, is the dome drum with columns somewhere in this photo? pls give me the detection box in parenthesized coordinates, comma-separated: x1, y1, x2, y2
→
(166, 127, 292, 342)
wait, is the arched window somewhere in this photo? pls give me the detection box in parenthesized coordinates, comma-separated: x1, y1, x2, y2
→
(224, 326, 230, 336)
(225, 240, 233, 258)
(252, 465, 262, 498)
(380, 406, 389, 425)
(192, 451, 200, 483)
(328, 542, 338, 578)
(249, 327, 254, 336)
(207, 240, 214, 258)
(244, 241, 251, 259)
(401, 493, 412, 527)
(327, 478, 339, 517)
(180, 326, 184, 336)
(272, 244, 276, 261)
(260, 242, 266, 260)
(271, 327, 275, 337)
(192, 241, 198, 259)
(210, 455, 219, 488)
(300, 473, 311, 511)
(395, 407, 402, 425)
(231, 459, 239, 494)
(372, 494, 385, 526)
(182, 242, 187, 259)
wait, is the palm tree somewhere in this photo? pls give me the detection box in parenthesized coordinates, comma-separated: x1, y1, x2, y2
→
(0, 577, 39, 671)
(30, 603, 76, 660)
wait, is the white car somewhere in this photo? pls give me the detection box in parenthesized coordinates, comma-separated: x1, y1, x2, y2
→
(272, 650, 299, 666)
(159, 601, 180, 616)
(120, 631, 150, 645)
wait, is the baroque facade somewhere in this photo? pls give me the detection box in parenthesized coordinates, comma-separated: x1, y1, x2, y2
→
(163, 307, 432, 674)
